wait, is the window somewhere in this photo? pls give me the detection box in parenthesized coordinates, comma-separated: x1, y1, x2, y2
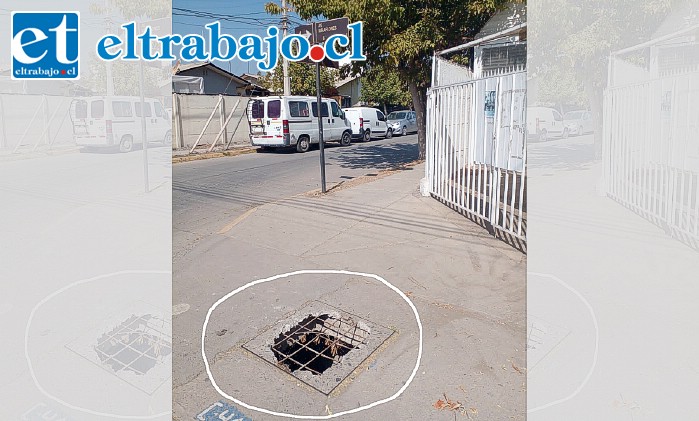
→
(250, 100, 264, 119)
(289, 101, 309, 117)
(74, 100, 87, 119)
(112, 101, 132, 118)
(331, 102, 343, 118)
(311, 102, 329, 117)
(135, 102, 152, 117)
(154, 102, 164, 118)
(376, 110, 386, 122)
(267, 100, 281, 118)
(553, 111, 562, 121)
(91, 100, 104, 119)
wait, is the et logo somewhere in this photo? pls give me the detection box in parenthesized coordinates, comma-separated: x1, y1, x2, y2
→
(11, 12, 80, 80)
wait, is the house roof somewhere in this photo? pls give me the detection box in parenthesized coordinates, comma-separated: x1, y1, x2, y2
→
(174, 61, 250, 86)
(335, 74, 360, 89)
(476, 1, 526, 39)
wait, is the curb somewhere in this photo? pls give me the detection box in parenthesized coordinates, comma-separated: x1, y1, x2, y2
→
(173, 147, 257, 163)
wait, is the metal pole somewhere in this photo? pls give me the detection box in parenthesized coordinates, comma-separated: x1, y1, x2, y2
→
(282, 0, 290, 95)
(315, 62, 326, 193)
(139, 51, 149, 193)
(0, 95, 7, 149)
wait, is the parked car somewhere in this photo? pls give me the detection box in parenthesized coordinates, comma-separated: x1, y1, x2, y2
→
(342, 107, 392, 141)
(527, 106, 565, 141)
(247, 96, 352, 153)
(386, 110, 417, 136)
(563, 110, 593, 136)
(69, 96, 171, 152)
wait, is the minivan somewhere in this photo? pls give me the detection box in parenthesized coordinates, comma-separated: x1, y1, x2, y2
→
(342, 107, 392, 142)
(247, 96, 353, 153)
(70, 96, 172, 152)
(528, 106, 565, 141)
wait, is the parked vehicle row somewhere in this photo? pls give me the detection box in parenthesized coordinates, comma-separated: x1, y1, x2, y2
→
(246, 96, 415, 153)
(528, 106, 593, 141)
(69, 96, 172, 152)
(247, 96, 352, 152)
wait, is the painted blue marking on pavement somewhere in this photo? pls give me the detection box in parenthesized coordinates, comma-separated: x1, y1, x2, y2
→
(196, 400, 253, 421)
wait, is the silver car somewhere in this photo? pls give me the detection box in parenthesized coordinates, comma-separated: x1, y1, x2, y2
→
(386, 110, 417, 136)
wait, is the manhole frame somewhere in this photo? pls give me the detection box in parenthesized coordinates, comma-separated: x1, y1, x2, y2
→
(242, 300, 395, 395)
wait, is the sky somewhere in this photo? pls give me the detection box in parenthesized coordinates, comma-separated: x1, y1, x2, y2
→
(172, 0, 305, 76)
(0, 0, 305, 77)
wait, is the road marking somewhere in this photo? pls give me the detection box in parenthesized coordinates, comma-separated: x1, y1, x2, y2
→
(218, 207, 258, 234)
(201, 270, 424, 420)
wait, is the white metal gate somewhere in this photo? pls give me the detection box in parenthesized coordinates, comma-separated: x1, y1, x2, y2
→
(425, 70, 527, 243)
(604, 70, 699, 249)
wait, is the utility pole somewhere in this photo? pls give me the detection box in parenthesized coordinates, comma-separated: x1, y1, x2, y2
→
(282, 0, 291, 95)
(104, 3, 114, 96)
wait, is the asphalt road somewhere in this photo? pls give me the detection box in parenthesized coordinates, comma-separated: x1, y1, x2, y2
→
(173, 134, 418, 262)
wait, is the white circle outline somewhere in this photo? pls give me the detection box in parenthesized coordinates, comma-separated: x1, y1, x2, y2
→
(527, 272, 599, 413)
(25, 270, 172, 420)
(202, 269, 424, 419)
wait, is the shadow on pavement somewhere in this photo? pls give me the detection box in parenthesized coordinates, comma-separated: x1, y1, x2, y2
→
(330, 141, 418, 170)
(528, 136, 598, 172)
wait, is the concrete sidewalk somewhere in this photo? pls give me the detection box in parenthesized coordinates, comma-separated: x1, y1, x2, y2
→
(173, 163, 525, 421)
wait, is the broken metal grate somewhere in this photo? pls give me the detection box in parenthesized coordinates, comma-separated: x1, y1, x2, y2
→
(243, 301, 394, 395)
(271, 313, 369, 375)
(65, 302, 172, 395)
(94, 314, 172, 375)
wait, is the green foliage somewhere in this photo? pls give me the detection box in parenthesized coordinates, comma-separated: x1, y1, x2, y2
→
(258, 62, 339, 96)
(90, 0, 170, 20)
(360, 66, 412, 109)
(528, 0, 674, 152)
(85, 54, 166, 96)
(284, 0, 510, 157)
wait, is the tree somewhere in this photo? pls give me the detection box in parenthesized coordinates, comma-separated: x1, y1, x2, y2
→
(84, 53, 166, 96)
(258, 62, 339, 96)
(285, 0, 510, 159)
(88, 0, 171, 95)
(360, 66, 412, 113)
(528, 0, 673, 156)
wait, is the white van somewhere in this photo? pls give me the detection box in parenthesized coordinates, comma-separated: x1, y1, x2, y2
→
(527, 106, 565, 141)
(342, 107, 391, 142)
(247, 96, 353, 153)
(70, 96, 172, 152)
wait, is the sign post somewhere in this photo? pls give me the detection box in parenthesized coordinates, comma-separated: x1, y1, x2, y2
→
(296, 18, 349, 194)
(315, 62, 326, 193)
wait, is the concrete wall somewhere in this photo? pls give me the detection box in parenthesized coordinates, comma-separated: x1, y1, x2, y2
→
(337, 78, 362, 107)
(172, 93, 251, 150)
(177, 68, 246, 96)
(0, 94, 74, 151)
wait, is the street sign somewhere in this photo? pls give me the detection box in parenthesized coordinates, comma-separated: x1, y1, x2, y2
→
(314, 17, 349, 44)
(293, 17, 352, 193)
(293, 18, 349, 69)
(293, 18, 348, 44)
(295, 24, 314, 42)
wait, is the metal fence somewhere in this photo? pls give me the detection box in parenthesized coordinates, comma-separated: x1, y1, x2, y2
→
(171, 93, 250, 151)
(425, 70, 527, 245)
(0, 94, 74, 153)
(604, 69, 699, 249)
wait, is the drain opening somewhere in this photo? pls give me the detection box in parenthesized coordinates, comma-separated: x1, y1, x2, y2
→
(94, 314, 172, 375)
(271, 314, 369, 375)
